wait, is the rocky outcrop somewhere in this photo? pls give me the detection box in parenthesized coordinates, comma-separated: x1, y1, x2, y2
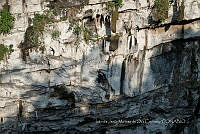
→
(0, 0, 200, 133)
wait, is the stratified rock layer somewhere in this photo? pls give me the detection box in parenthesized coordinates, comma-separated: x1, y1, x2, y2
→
(0, 0, 200, 133)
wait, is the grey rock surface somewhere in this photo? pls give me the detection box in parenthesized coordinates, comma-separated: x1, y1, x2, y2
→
(0, 0, 200, 133)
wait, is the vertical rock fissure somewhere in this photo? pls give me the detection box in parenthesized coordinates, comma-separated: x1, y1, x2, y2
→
(102, 39, 105, 52)
(80, 52, 85, 84)
(105, 15, 111, 37)
(18, 100, 23, 118)
(138, 30, 148, 92)
(129, 35, 132, 50)
(120, 59, 126, 95)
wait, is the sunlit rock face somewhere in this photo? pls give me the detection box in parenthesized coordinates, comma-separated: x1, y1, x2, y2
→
(0, 0, 200, 133)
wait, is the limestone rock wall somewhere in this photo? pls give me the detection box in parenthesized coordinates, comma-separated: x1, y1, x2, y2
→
(0, 0, 200, 133)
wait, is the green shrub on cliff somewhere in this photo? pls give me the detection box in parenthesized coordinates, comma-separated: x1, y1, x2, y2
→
(27, 13, 54, 51)
(107, 0, 123, 13)
(51, 8, 61, 16)
(51, 30, 61, 40)
(72, 25, 93, 42)
(73, 25, 82, 35)
(154, 0, 169, 22)
(114, 0, 123, 7)
(0, 44, 13, 61)
(0, 45, 9, 60)
(108, 0, 123, 8)
(32, 13, 53, 34)
(0, 10, 14, 34)
(82, 28, 92, 42)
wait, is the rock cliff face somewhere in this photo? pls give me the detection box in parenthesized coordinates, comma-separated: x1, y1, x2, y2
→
(0, 0, 200, 133)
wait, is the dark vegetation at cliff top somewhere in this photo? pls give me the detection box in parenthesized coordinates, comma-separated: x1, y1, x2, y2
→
(153, 0, 169, 22)
(0, 10, 14, 34)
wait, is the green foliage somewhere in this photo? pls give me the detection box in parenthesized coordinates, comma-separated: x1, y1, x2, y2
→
(51, 8, 61, 16)
(0, 44, 13, 61)
(51, 30, 61, 40)
(73, 25, 82, 35)
(0, 45, 9, 60)
(94, 34, 99, 40)
(27, 13, 54, 52)
(114, 0, 123, 7)
(20, 11, 64, 60)
(0, 10, 14, 34)
(108, 0, 123, 8)
(154, 0, 169, 22)
(38, 45, 46, 53)
(82, 28, 92, 42)
(107, 0, 123, 13)
(60, 16, 68, 21)
(28, 31, 41, 47)
(32, 13, 53, 33)
(8, 44, 14, 53)
(72, 24, 93, 42)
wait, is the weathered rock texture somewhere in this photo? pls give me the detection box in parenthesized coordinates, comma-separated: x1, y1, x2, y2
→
(0, 0, 200, 133)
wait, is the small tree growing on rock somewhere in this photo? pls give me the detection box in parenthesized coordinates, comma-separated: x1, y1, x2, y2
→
(0, 44, 14, 61)
(0, 10, 14, 34)
(153, 0, 169, 22)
